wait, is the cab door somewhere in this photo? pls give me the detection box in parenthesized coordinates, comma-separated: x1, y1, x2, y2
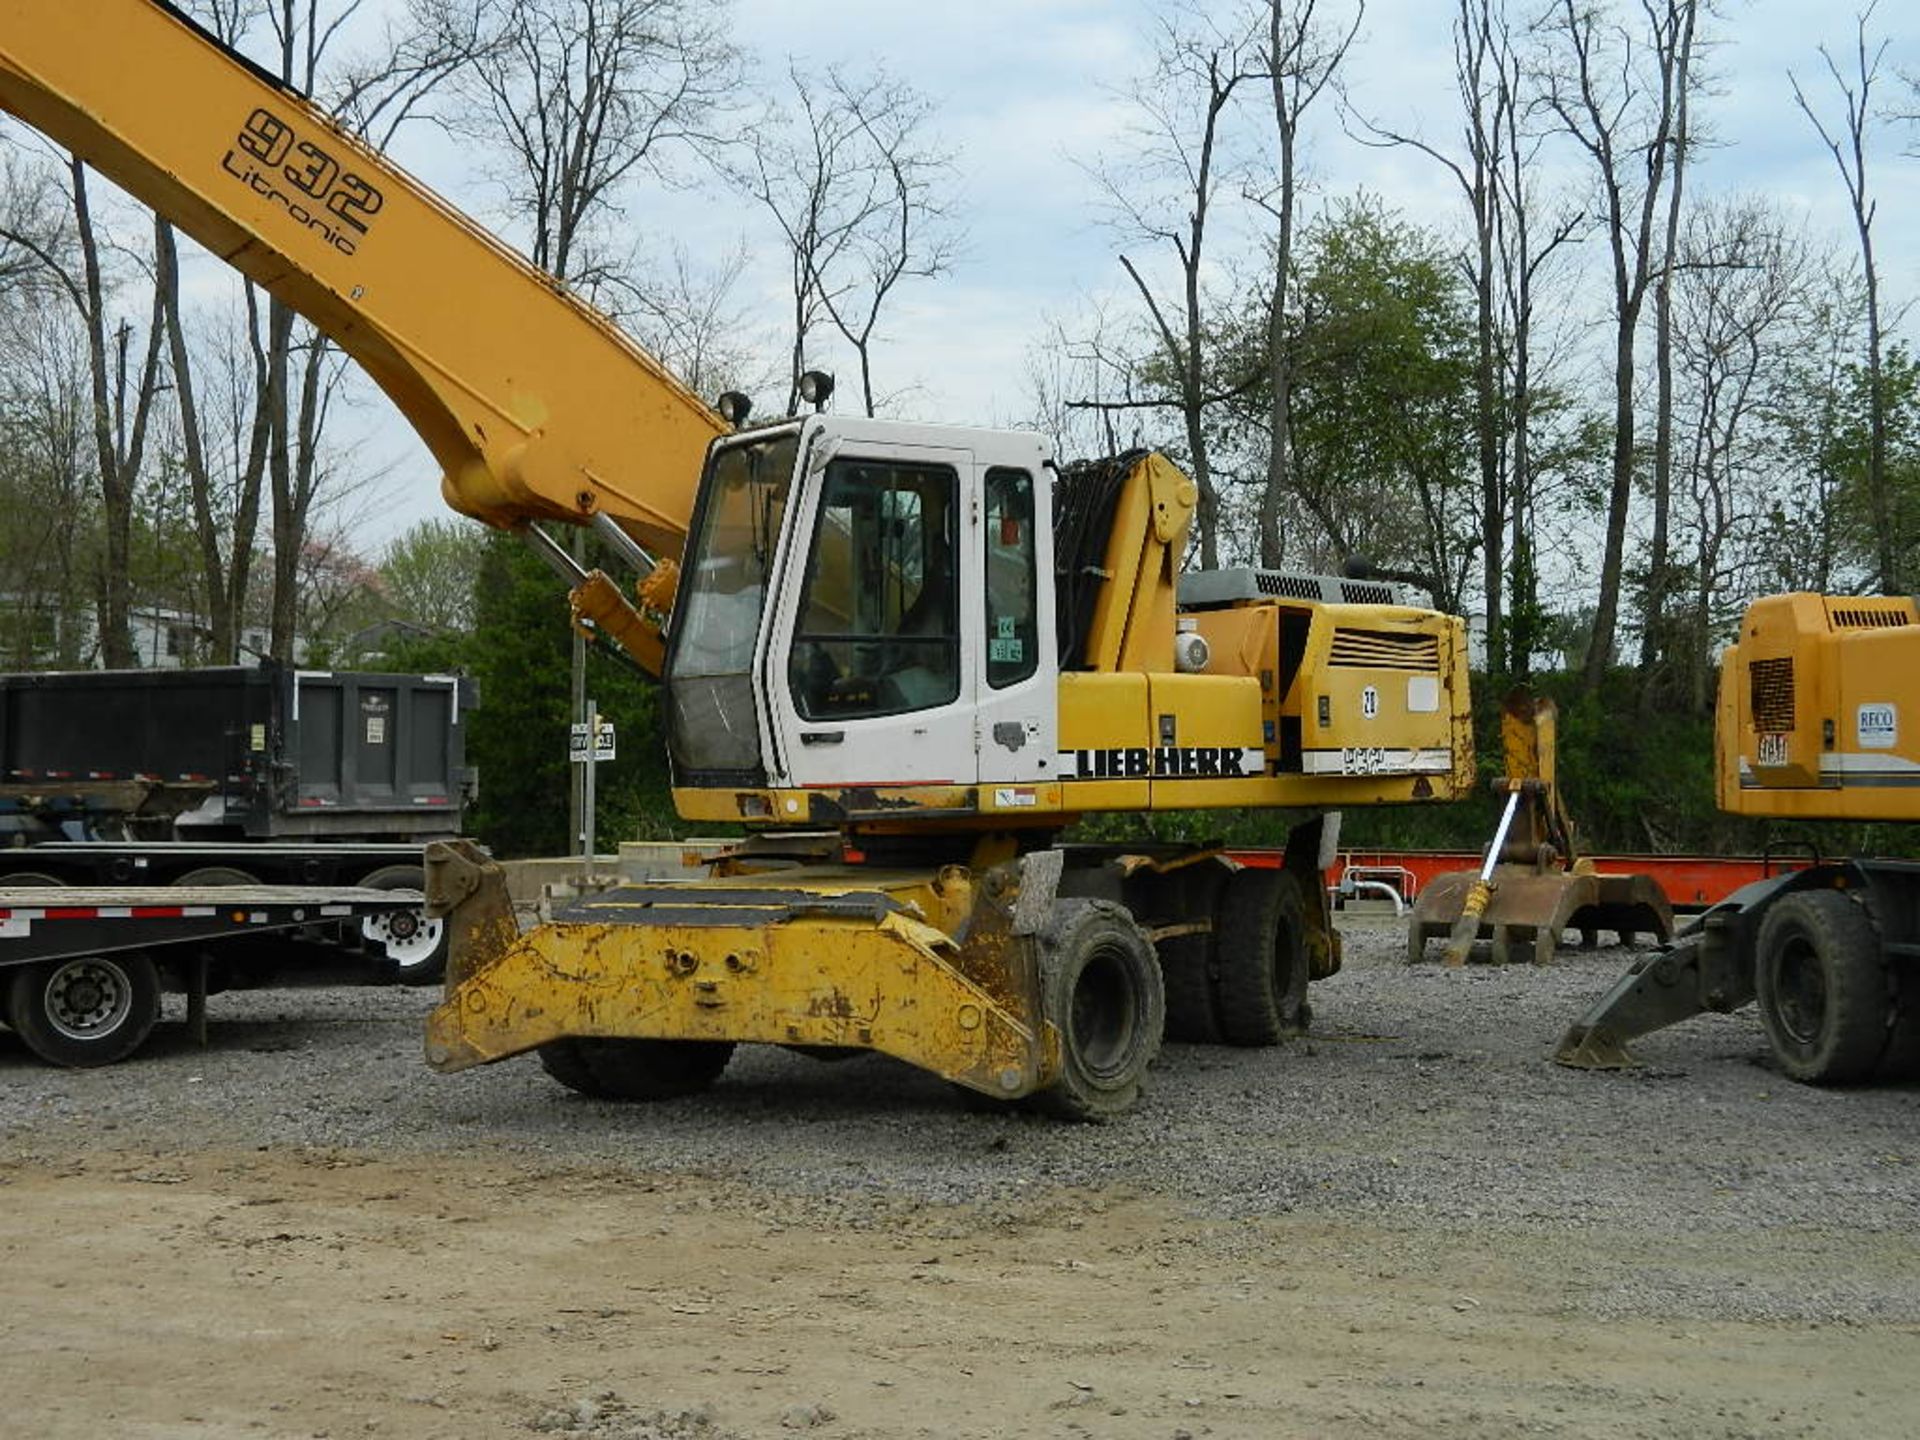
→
(973, 461, 1056, 789)
(765, 446, 978, 789)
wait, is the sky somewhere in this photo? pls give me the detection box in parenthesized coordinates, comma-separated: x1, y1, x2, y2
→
(167, 1, 1920, 549)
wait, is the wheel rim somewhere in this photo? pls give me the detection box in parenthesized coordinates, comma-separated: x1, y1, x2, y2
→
(1772, 931, 1828, 1048)
(1069, 942, 1138, 1080)
(42, 957, 135, 1041)
(363, 907, 444, 969)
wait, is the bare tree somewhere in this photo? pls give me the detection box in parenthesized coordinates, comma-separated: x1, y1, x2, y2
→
(188, 0, 495, 659)
(1639, 0, 1706, 671)
(616, 240, 775, 403)
(1792, 4, 1898, 593)
(809, 72, 959, 419)
(737, 62, 956, 418)
(1534, 0, 1698, 688)
(1030, 301, 1142, 462)
(1669, 201, 1812, 709)
(1256, 0, 1364, 571)
(1352, 0, 1529, 664)
(455, 0, 742, 290)
(1080, 9, 1265, 568)
(155, 216, 262, 663)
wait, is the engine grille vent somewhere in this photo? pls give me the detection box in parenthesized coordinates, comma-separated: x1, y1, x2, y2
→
(1339, 580, 1399, 605)
(1328, 629, 1440, 672)
(1749, 657, 1795, 732)
(1825, 601, 1912, 630)
(1259, 572, 1329, 600)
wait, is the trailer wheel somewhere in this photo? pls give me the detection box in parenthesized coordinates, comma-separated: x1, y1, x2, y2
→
(1033, 899, 1164, 1122)
(1214, 867, 1311, 1047)
(356, 864, 448, 985)
(1755, 889, 1887, 1083)
(173, 866, 258, 888)
(6, 952, 160, 1067)
(537, 1037, 735, 1100)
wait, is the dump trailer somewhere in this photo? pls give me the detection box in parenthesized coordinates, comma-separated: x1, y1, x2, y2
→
(1559, 593, 1920, 1082)
(0, 664, 477, 982)
(0, 663, 475, 844)
(0, 0, 1477, 1118)
(0, 883, 420, 1067)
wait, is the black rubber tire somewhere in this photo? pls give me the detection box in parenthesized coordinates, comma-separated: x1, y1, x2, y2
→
(1880, 964, 1920, 1081)
(1754, 889, 1888, 1083)
(356, 863, 448, 985)
(1214, 867, 1311, 1047)
(1151, 869, 1225, 1044)
(537, 1036, 736, 1100)
(1032, 898, 1164, 1122)
(172, 866, 258, 887)
(6, 951, 161, 1067)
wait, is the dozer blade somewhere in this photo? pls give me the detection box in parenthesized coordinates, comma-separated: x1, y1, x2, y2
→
(423, 843, 1062, 1100)
(1409, 866, 1674, 967)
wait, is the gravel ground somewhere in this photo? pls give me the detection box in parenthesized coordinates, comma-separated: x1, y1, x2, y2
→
(5, 913, 1917, 1295)
(6, 912, 1920, 1438)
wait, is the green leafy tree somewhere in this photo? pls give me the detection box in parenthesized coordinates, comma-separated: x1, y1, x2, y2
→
(377, 517, 489, 632)
(1212, 197, 1479, 607)
(464, 530, 676, 858)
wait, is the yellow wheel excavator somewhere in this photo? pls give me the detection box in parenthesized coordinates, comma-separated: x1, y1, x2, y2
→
(0, 0, 1477, 1117)
(1558, 593, 1920, 1083)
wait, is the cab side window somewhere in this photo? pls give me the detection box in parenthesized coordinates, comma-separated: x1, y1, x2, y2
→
(984, 467, 1038, 689)
(789, 459, 960, 719)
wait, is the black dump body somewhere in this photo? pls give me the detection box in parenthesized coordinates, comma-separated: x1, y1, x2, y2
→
(0, 664, 476, 842)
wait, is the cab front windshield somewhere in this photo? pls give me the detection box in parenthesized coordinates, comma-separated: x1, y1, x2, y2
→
(665, 428, 801, 777)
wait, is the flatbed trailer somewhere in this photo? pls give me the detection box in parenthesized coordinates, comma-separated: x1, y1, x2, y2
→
(0, 885, 418, 1068)
(0, 841, 450, 982)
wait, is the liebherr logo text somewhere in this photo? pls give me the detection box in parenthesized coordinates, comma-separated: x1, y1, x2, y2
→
(221, 108, 383, 256)
(1059, 746, 1264, 779)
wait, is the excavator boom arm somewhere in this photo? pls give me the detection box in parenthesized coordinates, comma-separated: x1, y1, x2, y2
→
(0, 0, 723, 562)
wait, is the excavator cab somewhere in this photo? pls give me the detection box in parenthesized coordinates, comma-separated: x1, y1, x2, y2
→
(663, 417, 1058, 817)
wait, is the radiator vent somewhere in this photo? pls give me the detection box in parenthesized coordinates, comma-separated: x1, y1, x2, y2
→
(1259, 572, 1329, 600)
(1338, 580, 1399, 605)
(1328, 628, 1440, 672)
(1749, 657, 1795, 732)
(1825, 600, 1912, 630)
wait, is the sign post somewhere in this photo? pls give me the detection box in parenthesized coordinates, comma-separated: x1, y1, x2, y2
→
(568, 701, 615, 880)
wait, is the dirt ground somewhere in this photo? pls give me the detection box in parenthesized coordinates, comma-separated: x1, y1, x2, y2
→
(4, 1145, 1916, 1440)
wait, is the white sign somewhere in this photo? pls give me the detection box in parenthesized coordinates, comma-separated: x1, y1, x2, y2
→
(1361, 685, 1379, 720)
(569, 721, 616, 763)
(1858, 703, 1897, 750)
(1756, 733, 1790, 767)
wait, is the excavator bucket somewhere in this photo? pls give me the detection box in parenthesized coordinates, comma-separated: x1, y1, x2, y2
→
(1409, 865, 1675, 966)
(1407, 690, 1674, 965)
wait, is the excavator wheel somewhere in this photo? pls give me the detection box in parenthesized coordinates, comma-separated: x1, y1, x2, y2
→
(1881, 966, 1920, 1081)
(1754, 890, 1886, 1084)
(537, 1037, 736, 1101)
(1032, 899, 1165, 1122)
(1149, 866, 1226, 1044)
(1214, 867, 1311, 1047)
